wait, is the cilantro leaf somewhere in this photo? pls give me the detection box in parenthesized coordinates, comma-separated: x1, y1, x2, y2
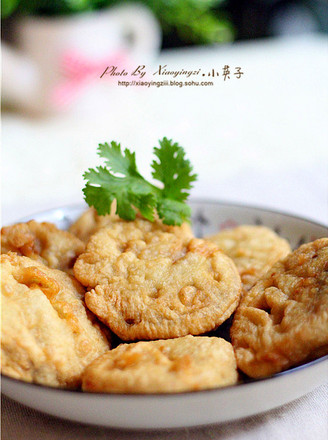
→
(83, 184, 114, 216)
(156, 198, 192, 226)
(151, 137, 197, 201)
(83, 152, 156, 221)
(97, 142, 139, 176)
(83, 138, 197, 225)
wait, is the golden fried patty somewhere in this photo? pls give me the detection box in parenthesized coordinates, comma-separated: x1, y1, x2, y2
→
(69, 208, 115, 243)
(231, 238, 328, 378)
(74, 219, 242, 341)
(207, 225, 291, 291)
(82, 335, 238, 393)
(1, 253, 110, 388)
(1, 220, 85, 273)
(69, 207, 193, 243)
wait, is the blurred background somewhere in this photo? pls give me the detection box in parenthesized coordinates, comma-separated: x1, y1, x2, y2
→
(3, 0, 328, 45)
(2, 0, 328, 225)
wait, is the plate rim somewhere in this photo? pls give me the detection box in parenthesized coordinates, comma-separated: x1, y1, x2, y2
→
(15, 198, 328, 230)
(2, 355, 328, 398)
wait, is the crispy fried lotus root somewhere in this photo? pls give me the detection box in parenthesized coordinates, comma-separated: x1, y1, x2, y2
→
(1, 220, 85, 273)
(69, 207, 193, 243)
(69, 208, 115, 243)
(74, 219, 242, 341)
(231, 238, 328, 378)
(82, 335, 238, 393)
(207, 225, 291, 291)
(1, 253, 110, 388)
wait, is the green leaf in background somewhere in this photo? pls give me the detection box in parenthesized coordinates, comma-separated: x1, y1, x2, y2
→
(1, 0, 234, 46)
(144, 0, 234, 45)
(1, 0, 20, 18)
(7, 0, 112, 16)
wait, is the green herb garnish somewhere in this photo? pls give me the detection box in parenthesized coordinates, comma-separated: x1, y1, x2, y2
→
(83, 137, 197, 226)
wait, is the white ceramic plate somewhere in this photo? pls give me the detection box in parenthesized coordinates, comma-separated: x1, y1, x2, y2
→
(2, 200, 328, 430)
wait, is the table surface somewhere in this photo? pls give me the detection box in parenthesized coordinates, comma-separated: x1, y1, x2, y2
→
(1, 34, 328, 439)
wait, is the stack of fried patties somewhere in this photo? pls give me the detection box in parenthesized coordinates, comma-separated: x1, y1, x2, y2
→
(1, 209, 327, 393)
(1, 220, 109, 389)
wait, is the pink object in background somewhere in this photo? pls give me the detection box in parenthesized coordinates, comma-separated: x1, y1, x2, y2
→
(51, 50, 128, 109)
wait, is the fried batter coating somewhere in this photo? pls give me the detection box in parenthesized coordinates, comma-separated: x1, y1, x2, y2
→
(231, 238, 328, 378)
(82, 335, 237, 393)
(69, 207, 193, 243)
(1, 253, 110, 388)
(1, 220, 85, 273)
(207, 225, 291, 291)
(74, 219, 242, 341)
(69, 208, 115, 242)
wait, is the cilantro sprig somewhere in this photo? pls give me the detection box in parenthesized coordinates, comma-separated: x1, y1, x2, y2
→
(83, 137, 197, 225)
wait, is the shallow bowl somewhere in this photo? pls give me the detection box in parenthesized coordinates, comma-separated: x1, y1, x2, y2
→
(2, 200, 327, 429)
